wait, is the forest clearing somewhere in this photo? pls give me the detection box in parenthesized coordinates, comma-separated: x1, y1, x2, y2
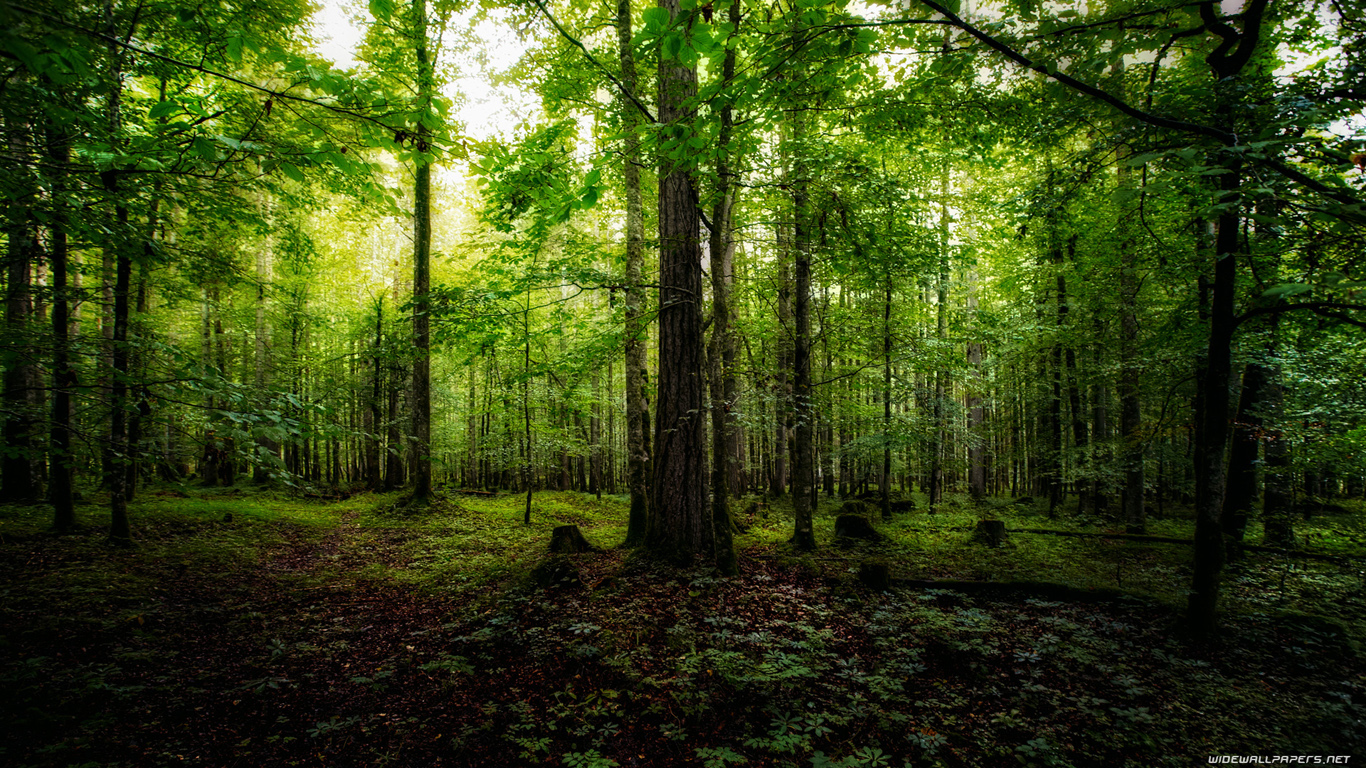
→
(2, 487, 1364, 766)
(2, 0, 1365, 764)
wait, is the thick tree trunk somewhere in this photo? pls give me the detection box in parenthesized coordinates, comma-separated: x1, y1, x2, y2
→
(1188, 160, 1240, 635)
(2, 115, 40, 504)
(647, 0, 711, 560)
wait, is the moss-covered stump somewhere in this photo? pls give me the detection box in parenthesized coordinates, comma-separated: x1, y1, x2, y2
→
(972, 519, 1008, 546)
(835, 514, 882, 542)
(550, 524, 598, 554)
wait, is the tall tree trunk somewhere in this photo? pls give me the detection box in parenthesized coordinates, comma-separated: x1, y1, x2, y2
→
(590, 372, 602, 498)
(619, 0, 652, 545)
(1117, 155, 1145, 534)
(48, 123, 75, 529)
(648, 0, 711, 560)
(1188, 158, 1241, 635)
(708, 0, 741, 574)
(106, 175, 133, 544)
(881, 279, 893, 520)
(367, 298, 383, 489)
(928, 159, 951, 511)
(967, 268, 986, 501)
(790, 79, 815, 552)
(409, 0, 434, 503)
(254, 197, 276, 483)
(2, 115, 40, 504)
(771, 225, 791, 498)
(1188, 0, 1267, 635)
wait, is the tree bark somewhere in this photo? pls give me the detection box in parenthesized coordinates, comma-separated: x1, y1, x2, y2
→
(790, 84, 816, 552)
(619, 0, 652, 545)
(409, 0, 434, 503)
(647, 0, 712, 561)
(708, 0, 741, 575)
(47, 123, 75, 529)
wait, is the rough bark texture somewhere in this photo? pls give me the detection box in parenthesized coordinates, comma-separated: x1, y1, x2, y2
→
(647, 0, 712, 560)
(619, 0, 652, 546)
(409, 0, 434, 503)
(790, 84, 816, 552)
(708, 0, 741, 575)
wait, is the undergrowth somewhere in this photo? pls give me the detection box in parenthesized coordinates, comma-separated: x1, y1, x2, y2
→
(1, 482, 1362, 767)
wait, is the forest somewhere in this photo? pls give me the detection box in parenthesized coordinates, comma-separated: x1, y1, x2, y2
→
(2, 0, 1365, 764)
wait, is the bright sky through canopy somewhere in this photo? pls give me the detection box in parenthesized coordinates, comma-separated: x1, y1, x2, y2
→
(311, 0, 536, 141)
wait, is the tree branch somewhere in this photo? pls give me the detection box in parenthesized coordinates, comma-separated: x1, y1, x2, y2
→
(915, 0, 1234, 143)
(8, 2, 401, 133)
(528, 0, 657, 124)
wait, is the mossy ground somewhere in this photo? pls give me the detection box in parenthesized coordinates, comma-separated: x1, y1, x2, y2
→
(2, 484, 1362, 767)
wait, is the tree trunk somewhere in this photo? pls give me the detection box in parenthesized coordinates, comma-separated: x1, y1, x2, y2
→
(47, 123, 75, 529)
(619, 0, 652, 545)
(647, 0, 711, 560)
(1188, 159, 1241, 635)
(881, 279, 893, 519)
(409, 0, 434, 503)
(2, 114, 40, 504)
(708, 0, 741, 575)
(790, 84, 816, 552)
(967, 268, 986, 501)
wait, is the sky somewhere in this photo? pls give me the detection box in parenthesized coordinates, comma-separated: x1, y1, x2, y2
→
(311, 0, 537, 141)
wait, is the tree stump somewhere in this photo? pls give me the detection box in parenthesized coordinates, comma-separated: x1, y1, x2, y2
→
(835, 514, 882, 542)
(1011, 496, 1034, 506)
(972, 519, 1008, 547)
(859, 561, 891, 591)
(549, 524, 598, 554)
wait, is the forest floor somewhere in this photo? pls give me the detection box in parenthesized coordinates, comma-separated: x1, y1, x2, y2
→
(2, 485, 1364, 768)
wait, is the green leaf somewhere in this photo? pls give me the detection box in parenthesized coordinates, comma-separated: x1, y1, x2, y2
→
(642, 7, 670, 30)
(280, 162, 305, 183)
(369, 0, 394, 21)
(148, 100, 179, 119)
(1262, 283, 1312, 299)
(663, 33, 684, 59)
(227, 36, 243, 64)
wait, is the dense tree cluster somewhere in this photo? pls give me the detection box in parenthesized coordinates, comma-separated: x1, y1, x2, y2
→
(2, 0, 1363, 633)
